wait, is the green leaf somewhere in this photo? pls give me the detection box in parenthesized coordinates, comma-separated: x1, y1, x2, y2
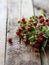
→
(34, 18, 38, 22)
(42, 26, 48, 32)
(29, 36, 35, 41)
(45, 26, 49, 36)
(43, 34, 48, 39)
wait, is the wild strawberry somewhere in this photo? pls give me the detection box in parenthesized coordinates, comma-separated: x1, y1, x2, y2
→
(33, 22, 37, 26)
(39, 16, 43, 19)
(34, 48, 39, 52)
(22, 21, 26, 24)
(22, 18, 26, 24)
(37, 37, 43, 43)
(38, 32, 43, 36)
(8, 38, 12, 43)
(35, 43, 40, 48)
(35, 16, 38, 18)
(46, 19, 49, 22)
(39, 18, 44, 23)
(19, 33, 23, 38)
(29, 19, 33, 22)
(21, 26, 25, 30)
(27, 27, 32, 31)
(16, 31, 20, 35)
(22, 18, 25, 22)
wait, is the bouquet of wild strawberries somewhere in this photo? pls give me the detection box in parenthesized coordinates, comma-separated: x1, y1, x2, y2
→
(8, 14, 49, 52)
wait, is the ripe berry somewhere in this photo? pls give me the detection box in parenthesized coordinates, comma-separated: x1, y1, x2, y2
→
(8, 38, 12, 43)
(46, 19, 49, 22)
(27, 27, 32, 31)
(16, 31, 20, 35)
(22, 21, 26, 24)
(35, 43, 40, 48)
(19, 33, 23, 38)
(37, 37, 43, 43)
(38, 32, 43, 36)
(22, 18, 26, 24)
(21, 26, 25, 30)
(39, 16, 43, 19)
(22, 18, 25, 22)
(35, 16, 38, 18)
(34, 48, 39, 52)
(33, 22, 37, 26)
(29, 19, 33, 22)
(39, 18, 44, 23)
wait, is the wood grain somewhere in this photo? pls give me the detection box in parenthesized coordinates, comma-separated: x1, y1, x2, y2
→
(6, 0, 46, 65)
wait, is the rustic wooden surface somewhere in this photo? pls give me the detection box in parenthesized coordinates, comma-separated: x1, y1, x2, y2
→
(6, 0, 41, 65)
(6, 0, 49, 65)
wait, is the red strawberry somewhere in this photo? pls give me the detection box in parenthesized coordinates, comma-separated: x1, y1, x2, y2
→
(33, 22, 37, 26)
(29, 19, 33, 22)
(21, 26, 25, 29)
(38, 32, 43, 36)
(46, 19, 49, 22)
(16, 31, 20, 35)
(34, 48, 39, 52)
(22, 18, 25, 22)
(39, 16, 43, 19)
(23, 21, 26, 24)
(35, 43, 40, 48)
(8, 38, 12, 43)
(35, 16, 38, 18)
(37, 37, 43, 43)
(22, 18, 26, 24)
(19, 33, 23, 38)
(27, 27, 32, 31)
(39, 18, 44, 23)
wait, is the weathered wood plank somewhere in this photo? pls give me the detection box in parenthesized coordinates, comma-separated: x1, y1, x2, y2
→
(6, 0, 41, 65)
(41, 48, 49, 65)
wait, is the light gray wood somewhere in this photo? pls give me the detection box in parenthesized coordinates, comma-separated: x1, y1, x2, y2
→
(34, 0, 49, 13)
(6, 0, 41, 65)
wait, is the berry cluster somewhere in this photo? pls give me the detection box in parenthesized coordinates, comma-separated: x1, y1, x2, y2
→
(8, 14, 49, 52)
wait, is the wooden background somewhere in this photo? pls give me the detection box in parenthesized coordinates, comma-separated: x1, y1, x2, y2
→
(5, 0, 49, 65)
